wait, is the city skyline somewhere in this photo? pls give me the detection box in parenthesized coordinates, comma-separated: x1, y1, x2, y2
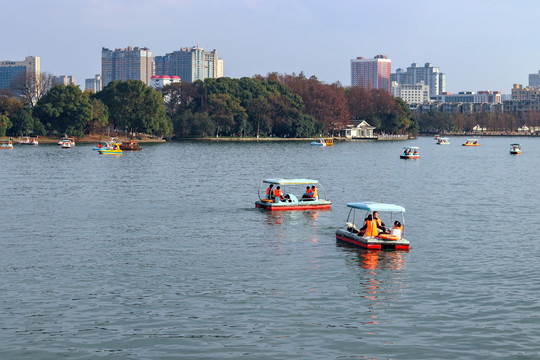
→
(4, 0, 540, 93)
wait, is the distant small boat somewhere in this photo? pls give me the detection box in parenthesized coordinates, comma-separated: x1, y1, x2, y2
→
(436, 137, 450, 145)
(434, 135, 440, 140)
(510, 143, 522, 155)
(18, 137, 38, 146)
(400, 146, 420, 159)
(119, 140, 142, 151)
(57, 137, 75, 146)
(463, 139, 479, 146)
(0, 140, 13, 149)
(310, 138, 327, 146)
(98, 143, 122, 155)
(60, 141, 72, 149)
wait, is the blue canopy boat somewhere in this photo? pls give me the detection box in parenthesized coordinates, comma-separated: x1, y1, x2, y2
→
(255, 178, 331, 211)
(336, 202, 410, 250)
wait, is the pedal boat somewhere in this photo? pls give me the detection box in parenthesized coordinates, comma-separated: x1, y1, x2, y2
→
(400, 146, 420, 159)
(18, 137, 38, 146)
(0, 140, 13, 149)
(60, 140, 72, 149)
(335, 202, 410, 251)
(57, 137, 75, 146)
(98, 143, 122, 155)
(255, 178, 331, 211)
(310, 138, 327, 146)
(510, 143, 522, 155)
(463, 138, 479, 146)
(436, 137, 450, 145)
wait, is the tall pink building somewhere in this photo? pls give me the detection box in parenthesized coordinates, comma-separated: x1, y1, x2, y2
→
(350, 55, 391, 91)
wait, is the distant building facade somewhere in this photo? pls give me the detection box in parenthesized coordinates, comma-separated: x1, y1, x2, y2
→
(155, 46, 223, 83)
(512, 83, 540, 101)
(350, 55, 391, 91)
(101, 46, 155, 87)
(53, 75, 76, 86)
(390, 62, 445, 97)
(432, 91, 501, 104)
(529, 71, 540, 87)
(85, 74, 102, 92)
(149, 75, 181, 88)
(0, 56, 40, 93)
(391, 81, 430, 104)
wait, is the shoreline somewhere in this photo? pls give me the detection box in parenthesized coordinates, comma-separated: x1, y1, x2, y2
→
(1, 135, 166, 144)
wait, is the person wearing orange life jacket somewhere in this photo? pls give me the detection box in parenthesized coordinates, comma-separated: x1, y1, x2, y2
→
(359, 214, 384, 237)
(373, 211, 387, 232)
(273, 186, 284, 201)
(265, 184, 274, 199)
(311, 185, 318, 200)
(302, 186, 313, 200)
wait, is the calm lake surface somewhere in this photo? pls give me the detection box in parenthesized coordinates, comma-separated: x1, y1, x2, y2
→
(1, 136, 540, 359)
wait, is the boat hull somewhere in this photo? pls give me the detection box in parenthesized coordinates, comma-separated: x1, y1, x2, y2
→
(400, 155, 420, 159)
(255, 199, 331, 211)
(335, 229, 409, 251)
(98, 150, 122, 155)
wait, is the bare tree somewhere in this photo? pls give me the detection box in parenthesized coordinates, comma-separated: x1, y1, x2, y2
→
(10, 71, 55, 107)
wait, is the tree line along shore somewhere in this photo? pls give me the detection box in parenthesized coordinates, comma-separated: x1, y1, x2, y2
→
(2, 71, 534, 141)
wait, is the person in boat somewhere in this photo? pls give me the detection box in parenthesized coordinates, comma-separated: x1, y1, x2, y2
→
(302, 186, 313, 199)
(359, 214, 385, 237)
(311, 185, 318, 200)
(390, 221, 403, 239)
(274, 186, 284, 201)
(413, 149, 418, 155)
(373, 211, 387, 232)
(266, 184, 274, 199)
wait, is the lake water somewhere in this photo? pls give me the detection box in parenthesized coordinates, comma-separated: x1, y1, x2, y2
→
(1, 136, 540, 359)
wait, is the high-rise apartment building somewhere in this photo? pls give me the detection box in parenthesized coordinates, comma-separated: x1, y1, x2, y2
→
(391, 62, 445, 98)
(0, 56, 40, 93)
(85, 74, 102, 92)
(53, 75, 76, 86)
(350, 55, 391, 91)
(155, 46, 223, 83)
(529, 71, 540, 88)
(391, 81, 430, 104)
(101, 46, 154, 87)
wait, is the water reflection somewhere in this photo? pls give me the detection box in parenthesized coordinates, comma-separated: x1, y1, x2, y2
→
(342, 247, 408, 318)
(262, 210, 326, 227)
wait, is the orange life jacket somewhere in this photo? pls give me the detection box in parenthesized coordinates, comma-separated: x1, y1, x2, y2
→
(266, 187, 274, 196)
(374, 217, 383, 227)
(274, 188, 283, 198)
(365, 219, 378, 237)
(305, 188, 313, 197)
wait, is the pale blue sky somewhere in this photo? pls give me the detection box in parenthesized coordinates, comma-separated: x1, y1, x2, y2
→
(4, 0, 539, 93)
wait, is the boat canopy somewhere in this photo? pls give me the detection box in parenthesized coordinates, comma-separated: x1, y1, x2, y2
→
(347, 201, 405, 213)
(466, 139, 478, 141)
(511, 143, 520, 146)
(263, 178, 319, 185)
(403, 146, 419, 149)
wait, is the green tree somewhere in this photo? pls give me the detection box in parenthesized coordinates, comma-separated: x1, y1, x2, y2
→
(85, 98, 109, 134)
(34, 84, 92, 137)
(10, 108, 36, 136)
(95, 80, 172, 137)
(0, 115, 12, 136)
